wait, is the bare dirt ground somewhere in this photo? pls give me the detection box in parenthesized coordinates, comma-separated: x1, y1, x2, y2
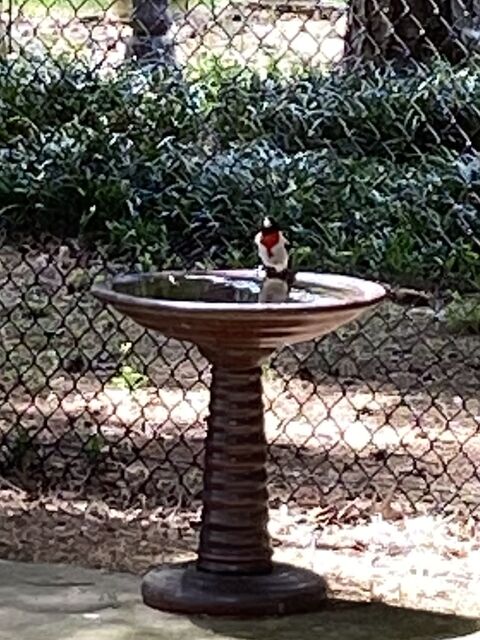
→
(0, 241, 480, 616)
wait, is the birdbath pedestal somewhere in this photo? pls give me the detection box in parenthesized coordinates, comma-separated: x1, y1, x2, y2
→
(92, 269, 385, 617)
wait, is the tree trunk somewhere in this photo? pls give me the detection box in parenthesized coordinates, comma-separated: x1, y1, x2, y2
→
(0, 0, 7, 59)
(129, 0, 174, 66)
(344, 0, 466, 66)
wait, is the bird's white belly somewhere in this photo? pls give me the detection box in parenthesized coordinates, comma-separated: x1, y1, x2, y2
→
(258, 243, 289, 272)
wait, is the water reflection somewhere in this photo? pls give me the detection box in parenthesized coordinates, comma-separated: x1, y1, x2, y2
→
(258, 278, 289, 303)
(112, 274, 353, 305)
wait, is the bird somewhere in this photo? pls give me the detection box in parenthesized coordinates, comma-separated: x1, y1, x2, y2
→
(254, 217, 291, 279)
(254, 217, 295, 302)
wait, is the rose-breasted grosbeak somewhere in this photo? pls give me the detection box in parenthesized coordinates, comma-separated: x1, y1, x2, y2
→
(254, 217, 290, 279)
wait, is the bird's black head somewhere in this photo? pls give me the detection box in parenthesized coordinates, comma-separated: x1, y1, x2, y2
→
(260, 217, 280, 234)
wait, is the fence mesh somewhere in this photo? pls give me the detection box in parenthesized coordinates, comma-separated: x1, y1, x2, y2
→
(1, 0, 348, 69)
(0, 0, 480, 611)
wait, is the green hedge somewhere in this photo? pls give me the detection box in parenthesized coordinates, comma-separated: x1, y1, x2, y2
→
(1, 54, 479, 290)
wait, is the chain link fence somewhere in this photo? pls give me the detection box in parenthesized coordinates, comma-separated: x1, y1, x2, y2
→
(0, 0, 348, 69)
(0, 0, 480, 612)
(3, 0, 480, 70)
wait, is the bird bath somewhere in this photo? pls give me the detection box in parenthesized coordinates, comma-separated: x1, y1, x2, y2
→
(92, 269, 386, 617)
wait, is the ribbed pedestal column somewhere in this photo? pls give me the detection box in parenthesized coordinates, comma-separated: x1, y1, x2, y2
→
(197, 364, 271, 574)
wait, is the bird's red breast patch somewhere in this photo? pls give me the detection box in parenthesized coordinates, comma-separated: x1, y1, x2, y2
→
(260, 231, 280, 257)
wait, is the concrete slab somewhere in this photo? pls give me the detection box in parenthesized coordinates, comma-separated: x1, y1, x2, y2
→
(0, 559, 479, 640)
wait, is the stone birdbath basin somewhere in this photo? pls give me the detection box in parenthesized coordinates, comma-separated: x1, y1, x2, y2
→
(92, 269, 386, 617)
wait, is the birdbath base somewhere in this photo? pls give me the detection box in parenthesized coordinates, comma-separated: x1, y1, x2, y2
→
(142, 561, 327, 617)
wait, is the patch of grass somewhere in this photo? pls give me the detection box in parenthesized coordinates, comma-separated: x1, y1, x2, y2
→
(110, 364, 149, 390)
(109, 342, 149, 390)
(445, 294, 480, 334)
(262, 361, 276, 382)
(3, 426, 37, 471)
(84, 433, 107, 461)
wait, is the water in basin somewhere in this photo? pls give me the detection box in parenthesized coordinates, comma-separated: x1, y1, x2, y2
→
(112, 274, 355, 305)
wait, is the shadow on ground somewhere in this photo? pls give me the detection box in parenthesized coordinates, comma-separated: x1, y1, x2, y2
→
(191, 602, 480, 640)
